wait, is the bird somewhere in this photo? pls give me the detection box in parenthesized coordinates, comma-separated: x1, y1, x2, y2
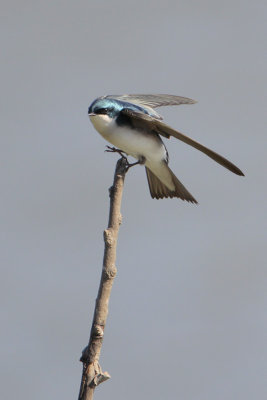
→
(88, 94, 244, 203)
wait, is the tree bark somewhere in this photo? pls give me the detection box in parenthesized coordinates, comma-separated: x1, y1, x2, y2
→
(78, 157, 128, 400)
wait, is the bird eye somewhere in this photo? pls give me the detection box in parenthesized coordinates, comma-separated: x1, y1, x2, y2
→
(96, 107, 108, 114)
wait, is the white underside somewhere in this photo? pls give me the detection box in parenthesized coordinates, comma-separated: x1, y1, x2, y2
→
(90, 114, 175, 190)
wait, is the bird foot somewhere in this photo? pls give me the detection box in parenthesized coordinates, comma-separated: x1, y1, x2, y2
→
(105, 146, 127, 159)
(105, 146, 142, 170)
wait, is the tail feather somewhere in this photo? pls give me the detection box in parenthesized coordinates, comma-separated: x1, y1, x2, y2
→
(145, 166, 198, 203)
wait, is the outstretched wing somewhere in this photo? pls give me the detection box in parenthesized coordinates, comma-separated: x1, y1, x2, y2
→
(120, 108, 244, 176)
(105, 94, 197, 108)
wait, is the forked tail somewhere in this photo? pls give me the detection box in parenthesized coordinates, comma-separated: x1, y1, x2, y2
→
(145, 165, 197, 203)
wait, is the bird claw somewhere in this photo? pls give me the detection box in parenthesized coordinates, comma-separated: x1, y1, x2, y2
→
(105, 146, 141, 170)
(105, 146, 127, 159)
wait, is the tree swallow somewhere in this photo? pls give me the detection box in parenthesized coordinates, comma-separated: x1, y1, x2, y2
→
(88, 94, 244, 203)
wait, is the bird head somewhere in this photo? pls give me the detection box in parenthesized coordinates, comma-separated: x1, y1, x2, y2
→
(88, 97, 121, 119)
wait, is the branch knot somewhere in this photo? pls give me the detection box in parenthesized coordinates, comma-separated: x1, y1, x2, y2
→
(88, 362, 111, 388)
(103, 265, 117, 279)
(93, 324, 104, 338)
(104, 229, 114, 246)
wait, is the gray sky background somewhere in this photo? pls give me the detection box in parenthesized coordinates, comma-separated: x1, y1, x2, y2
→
(1, 1, 266, 399)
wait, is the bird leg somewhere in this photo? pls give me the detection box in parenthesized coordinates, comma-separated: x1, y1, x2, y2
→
(126, 155, 146, 170)
(105, 146, 145, 170)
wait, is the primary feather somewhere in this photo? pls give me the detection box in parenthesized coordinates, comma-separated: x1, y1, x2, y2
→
(120, 108, 244, 176)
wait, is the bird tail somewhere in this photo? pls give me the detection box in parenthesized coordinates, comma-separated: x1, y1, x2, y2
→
(145, 165, 197, 203)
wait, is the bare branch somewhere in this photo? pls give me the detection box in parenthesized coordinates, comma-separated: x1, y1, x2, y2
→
(78, 157, 128, 400)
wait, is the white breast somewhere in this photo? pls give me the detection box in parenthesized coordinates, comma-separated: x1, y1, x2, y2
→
(90, 114, 166, 163)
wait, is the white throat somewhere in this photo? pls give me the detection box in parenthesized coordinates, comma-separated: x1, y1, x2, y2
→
(89, 114, 114, 137)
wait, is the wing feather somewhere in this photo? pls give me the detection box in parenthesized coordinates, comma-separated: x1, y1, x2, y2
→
(120, 108, 244, 176)
(106, 94, 197, 108)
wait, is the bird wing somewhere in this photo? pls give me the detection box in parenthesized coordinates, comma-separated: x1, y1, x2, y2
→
(105, 94, 197, 108)
(120, 108, 244, 176)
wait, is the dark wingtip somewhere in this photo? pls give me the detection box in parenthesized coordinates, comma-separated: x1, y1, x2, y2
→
(233, 167, 245, 176)
(223, 161, 244, 176)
